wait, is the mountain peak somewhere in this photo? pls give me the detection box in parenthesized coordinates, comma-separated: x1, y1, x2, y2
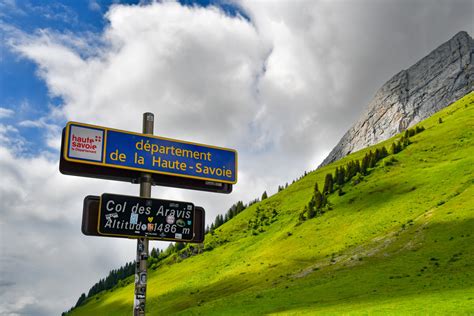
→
(320, 31, 473, 167)
(453, 30, 470, 39)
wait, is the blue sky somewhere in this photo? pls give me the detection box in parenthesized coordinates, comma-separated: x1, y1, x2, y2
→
(0, 0, 247, 156)
(1, 0, 121, 155)
(1, 1, 472, 315)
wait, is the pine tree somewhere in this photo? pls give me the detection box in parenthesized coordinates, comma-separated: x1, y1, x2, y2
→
(261, 191, 268, 200)
(321, 193, 328, 208)
(369, 152, 376, 168)
(314, 190, 323, 209)
(346, 160, 358, 180)
(391, 142, 397, 154)
(375, 148, 381, 161)
(166, 243, 176, 254)
(175, 242, 185, 251)
(216, 214, 224, 227)
(346, 162, 351, 180)
(354, 160, 361, 174)
(75, 293, 87, 308)
(361, 154, 369, 175)
(323, 173, 334, 194)
(236, 201, 245, 214)
(337, 166, 345, 185)
(403, 137, 410, 147)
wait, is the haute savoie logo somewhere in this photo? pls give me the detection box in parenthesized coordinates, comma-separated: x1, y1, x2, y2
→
(68, 125, 104, 162)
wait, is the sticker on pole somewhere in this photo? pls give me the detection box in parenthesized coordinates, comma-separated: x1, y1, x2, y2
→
(63, 121, 237, 184)
(97, 193, 196, 241)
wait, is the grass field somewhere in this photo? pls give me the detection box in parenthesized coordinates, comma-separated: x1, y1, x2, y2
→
(69, 92, 474, 315)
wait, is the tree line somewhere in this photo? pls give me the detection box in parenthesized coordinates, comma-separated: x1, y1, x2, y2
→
(206, 200, 246, 234)
(299, 126, 424, 221)
(64, 260, 136, 314)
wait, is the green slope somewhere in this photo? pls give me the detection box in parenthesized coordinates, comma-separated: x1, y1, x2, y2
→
(70, 92, 474, 315)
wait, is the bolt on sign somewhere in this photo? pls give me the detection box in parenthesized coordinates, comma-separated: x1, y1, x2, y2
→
(60, 122, 237, 193)
(82, 195, 206, 243)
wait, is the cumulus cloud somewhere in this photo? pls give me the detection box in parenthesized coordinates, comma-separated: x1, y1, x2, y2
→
(0, 124, 26, 154)
(9, 0, 281, 221)
(0, 146, 138, 315)
(0, 108, 14, 118)
(1, 0, 473, 315)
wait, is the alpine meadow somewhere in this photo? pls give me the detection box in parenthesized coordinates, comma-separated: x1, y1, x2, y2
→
(67, 92, 474, 315)
(3, 2, 474, 316)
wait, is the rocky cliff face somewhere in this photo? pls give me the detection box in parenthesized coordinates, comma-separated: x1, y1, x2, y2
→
(320, 31, 473, 167)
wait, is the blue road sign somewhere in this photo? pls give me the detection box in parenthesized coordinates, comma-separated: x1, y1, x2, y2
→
(63, 122, 237, 184)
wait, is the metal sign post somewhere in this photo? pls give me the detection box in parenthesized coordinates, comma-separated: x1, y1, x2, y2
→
(134, 113, 154, 316)
(60, 112, 236, 314)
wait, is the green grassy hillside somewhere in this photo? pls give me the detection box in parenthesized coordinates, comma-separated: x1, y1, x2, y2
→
(69, 92, 474, 315)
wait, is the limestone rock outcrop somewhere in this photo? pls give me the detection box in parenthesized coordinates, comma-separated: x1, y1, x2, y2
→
(320, 31, 473, 167)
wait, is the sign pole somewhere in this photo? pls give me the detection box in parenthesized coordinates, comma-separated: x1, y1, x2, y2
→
(134, 112, 154, 316)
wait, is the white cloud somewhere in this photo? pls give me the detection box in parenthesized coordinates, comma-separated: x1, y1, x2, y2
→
(0, 124, 27, 154)
(0, 145, 142, 316)
(11, 0, 282, 208)
(19, 117, 62, 150)
(30, 2, 79, 25)
(0, 107, 14, 118)
(11, 1, 337, 194)
(0, 0, 26, 18)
